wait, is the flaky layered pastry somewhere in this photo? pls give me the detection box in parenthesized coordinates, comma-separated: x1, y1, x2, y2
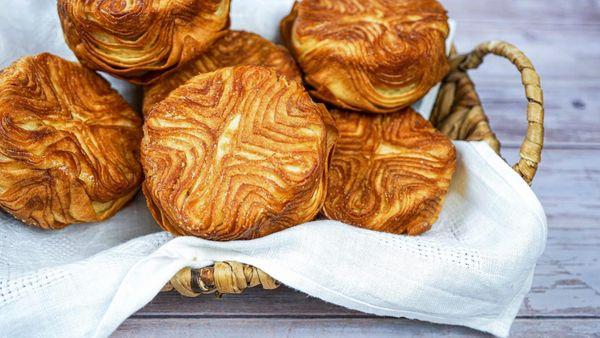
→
(142, 66, 337, 240)
(281, 0, 450, 113)
(58, 0, 230, 84)
(323, 108, 456, 235)
(143, 30, 301, 115)
(0, 53, 143, 229)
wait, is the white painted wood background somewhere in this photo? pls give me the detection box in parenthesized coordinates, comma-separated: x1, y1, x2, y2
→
(114, 0, 600, 336)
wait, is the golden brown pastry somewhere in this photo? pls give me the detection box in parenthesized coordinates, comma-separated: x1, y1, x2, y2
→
(58, 0, 230, 84)
(0, 53, 143, 229)
(281, 0, 450, 113)
(323, 108, 456, 235)
(142, 66, 337, 240)
(143, 30, 302, 115)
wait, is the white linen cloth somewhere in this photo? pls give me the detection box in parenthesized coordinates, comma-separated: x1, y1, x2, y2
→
(0, 1, 546, 337)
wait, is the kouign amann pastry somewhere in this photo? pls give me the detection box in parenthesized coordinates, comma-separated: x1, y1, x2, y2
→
(281, 0, 450, 113)
(142, 66, 337, 240)
(143, 30, 301, 115)
(323, 108, 456, 235)
(58, 0, 230, 84)
(0, 53, 143, 229)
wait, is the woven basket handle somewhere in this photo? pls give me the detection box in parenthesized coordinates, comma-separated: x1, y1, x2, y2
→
(451, 41, 544, 184)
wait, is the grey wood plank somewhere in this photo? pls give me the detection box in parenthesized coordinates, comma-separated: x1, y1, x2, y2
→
(443, 0, 600, 25)
(460, 82, 600, 145)
(136, 148, 600, 318)
(453, 22, 600, 81)
(507, 148, 600, 230)
(114, 318, 600, 338)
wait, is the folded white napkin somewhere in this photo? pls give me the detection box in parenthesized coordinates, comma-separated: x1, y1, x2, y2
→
(0, 1, 546, 337)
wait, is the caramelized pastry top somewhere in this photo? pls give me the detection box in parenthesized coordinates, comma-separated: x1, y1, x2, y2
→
(281, 0, 449, 113)
(142, 66, 337, 240)
(323, 108, 456, 235)
(143, 30, 301, 115)
(0, 53, 142, 229)
(58, 0, 230, 84)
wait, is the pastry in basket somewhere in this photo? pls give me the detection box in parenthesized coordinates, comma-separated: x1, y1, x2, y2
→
(281, 0, 450, 113)
(0, 53, 143, 229)
(57, 0, 231, 84)
(323, 108, 456, 235)
(143, 30, 301, 115)
(142, 66, 337, 240)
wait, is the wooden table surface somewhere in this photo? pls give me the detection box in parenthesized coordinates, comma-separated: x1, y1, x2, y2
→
(115, 1, 600, 337)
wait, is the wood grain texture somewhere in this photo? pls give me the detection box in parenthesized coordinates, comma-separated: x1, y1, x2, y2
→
(471, 83, 600, 145)
(114, 318, 600, 337)
(118, 0, 600, 336)
(443, 0, 600, 25)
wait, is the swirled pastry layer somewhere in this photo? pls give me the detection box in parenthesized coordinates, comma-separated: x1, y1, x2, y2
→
(58, 0, 230, 84)
(0, 53, 143, 229)
(323, 108, 456, 235)
(281, 0, 450, 113)
(143, 30, 301, 115)
(142, 66, 337, 240)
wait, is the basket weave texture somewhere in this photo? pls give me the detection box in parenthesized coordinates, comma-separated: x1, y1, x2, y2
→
(162, 41, 545, 297)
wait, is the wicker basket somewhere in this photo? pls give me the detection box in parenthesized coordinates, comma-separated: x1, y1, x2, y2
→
(161, 41, 545, 297)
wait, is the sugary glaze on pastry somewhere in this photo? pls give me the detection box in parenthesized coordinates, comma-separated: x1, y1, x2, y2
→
(142, 66, 337, 240)
(323, 108, 456, 235)
(143, 30, 301, 115)
(0, 53, 142, 229)
(281, 0, 450, 113)
(58, 0, 231, 84)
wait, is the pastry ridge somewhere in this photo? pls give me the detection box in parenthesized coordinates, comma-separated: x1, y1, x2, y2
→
(0, 53, 143, 229)
(58, 0, 231, 84)
(142, 65, 337, 240)
(323, 108, 456, 235)
(143, 30, 302, 115)
(281, 0, 450, 113)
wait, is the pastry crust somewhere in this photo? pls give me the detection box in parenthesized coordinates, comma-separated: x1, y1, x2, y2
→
(58, 0, 230, 84)
(143, 30, 301, 115)
(0, 53, 143, 229)
(142, 66, 337, 240)
(323, 108, 456, 235)
(281, 0, 450, 113)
